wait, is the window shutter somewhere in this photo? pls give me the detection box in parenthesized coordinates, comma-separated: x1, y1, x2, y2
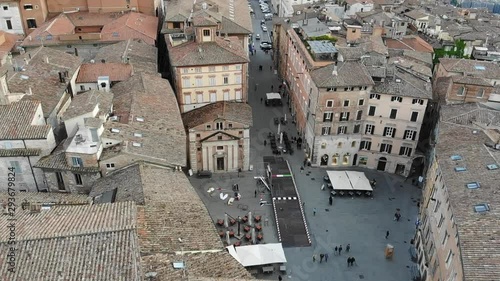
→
(383, 127, 388, 136)
(399, 146, 405, 155)
(371, 125, 375, 135)
(392, 128, 397, 138)
(367, 141, 371, 150)
(388, 145, 392, 154)
(360, 141, 365, 150)
(412, 132, 417, 141)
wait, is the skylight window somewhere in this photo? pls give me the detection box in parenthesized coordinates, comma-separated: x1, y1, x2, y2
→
(132, 142, 142, 147)
(454, 167, 467, 172)
(111, 128, 120, 133)
(466, 182, 480, 189)
(474, 65, 485, 71)
(136, 117, 144, 122)
(473, 203, 490, 213)
(487, 164, 499, 170)
(172, 262, 185, 269)
(450, 155, 462, 161)
(112, 32, 119, 37)
(133, 132, 143, 137)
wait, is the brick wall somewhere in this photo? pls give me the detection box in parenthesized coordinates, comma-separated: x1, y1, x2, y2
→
(447, 83, 493, 104)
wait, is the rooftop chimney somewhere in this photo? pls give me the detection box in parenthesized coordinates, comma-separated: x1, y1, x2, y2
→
(58, 72, 65, 83)
(332, 62, 338, 76)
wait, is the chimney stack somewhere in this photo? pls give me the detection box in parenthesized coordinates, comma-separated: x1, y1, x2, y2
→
(58, 72, 65, 83)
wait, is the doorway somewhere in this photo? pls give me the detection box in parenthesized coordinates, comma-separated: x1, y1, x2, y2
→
(377, 157, 387, 171)
(352, 154, 358, 166)
(216, 157, 225, 171)
(395, 164, 405, 175)
(320, 154, 329, 166)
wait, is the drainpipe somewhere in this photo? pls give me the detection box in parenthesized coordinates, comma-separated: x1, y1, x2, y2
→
(23, 140, 39, 192)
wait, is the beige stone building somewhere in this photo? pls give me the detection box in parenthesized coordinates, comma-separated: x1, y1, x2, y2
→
(182, 101, 252, 173)
(45, 0, 162, 16)
(162, 0, 252, 113)
(414, 103, 500, 281)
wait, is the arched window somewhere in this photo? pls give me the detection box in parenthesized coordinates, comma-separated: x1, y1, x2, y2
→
(337, 142, 342, 148)
(351, 141, 356, 147)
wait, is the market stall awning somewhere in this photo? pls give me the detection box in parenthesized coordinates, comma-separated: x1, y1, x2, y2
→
(226, 243, 287, 267)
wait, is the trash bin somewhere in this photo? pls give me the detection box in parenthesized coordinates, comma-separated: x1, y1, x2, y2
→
(385, 244, 394, 259)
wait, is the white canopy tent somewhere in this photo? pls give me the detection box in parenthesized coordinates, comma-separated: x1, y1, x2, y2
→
(326, 170, 372, 191)
(266, 92, 281, 100)
(226, 243, 287, 267)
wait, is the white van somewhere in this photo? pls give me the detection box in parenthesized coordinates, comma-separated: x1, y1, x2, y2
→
(264, 13, 273, 20)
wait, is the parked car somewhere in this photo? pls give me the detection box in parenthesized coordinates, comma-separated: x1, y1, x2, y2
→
(260, 42, 272, 50)
(262, 9, 270, 13)
(261, 19, 266, 25)
(255, 34, 261, 40)
(262, 26, 268, 32)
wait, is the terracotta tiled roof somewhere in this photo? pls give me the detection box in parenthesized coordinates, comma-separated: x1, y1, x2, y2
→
(0, 101, 51, 140)
(0, 148, 41, 157)
(63, 89, 114, 120)
(373, 67, 432, 99)
(437, 104, 500, 280)
(182, 101, 252, 129)
(0, 191, 90, 205)
(451, 75, 491, 87)
(6, 47, 83, 117)
(404, 9, 428, 20)
(94, 39, 157, 74)
(21, 12, 157, 47)
(311, 61, 374, 88)
(90, 163, 146, 204)
(76, 62, 133, 83)
(168, 36, 248, 67)
(0, 31, 21, 66)
(385, 36, 434, 53)
(101, 12, 158, 45)
(35, 142, 101, 173)
(101, 73, 186, 166)
(438, 58, 500, 80)
(141, 252, 254, 280)
(0, 201, 141, 280)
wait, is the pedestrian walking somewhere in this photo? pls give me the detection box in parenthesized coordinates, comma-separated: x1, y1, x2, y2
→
(271, 85, 274, 91)
(270, 65, 273, 71)
(260, 98, 263, 103)
(313, 208, 317, 216)
(312, 254, 317, 262)
(334, 246, 338, 255)
(300, 166, 304, 173)
(351, 257, 356, 266)
(338, 245, 343, 255)
(328, 196, 333, 205)
(255, 190, 257, 198)
(346, 244, 350, 252)
(278, 275, 282, 281)
(264, 140, 267, 146)
(386, 230, 390, 239)
(347, 257, 351, 267)
(325, 253, 329, 262)
(320, 253, 324, 263)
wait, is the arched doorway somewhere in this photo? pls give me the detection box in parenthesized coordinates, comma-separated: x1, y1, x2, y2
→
(352, 154, 358, 166)
(320, 154, 329, 166)
(377, 157, 387, 171)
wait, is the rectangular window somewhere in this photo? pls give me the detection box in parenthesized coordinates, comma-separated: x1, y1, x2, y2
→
(326, 100, 333, 107)
(356, 110, 363, 120)
(235, 74, 242, 84)
(209, 76, 216, 86)
(197, 93, 204, 103)
(337, 126, 347, 134)
(56, 172, 65, 191)
(6, 19, 12, 30)
(369, 93, 380, 99)
(183, 68, 189, 74)
(391, 96, 403, 102)
(410, 111, 419, 122)
(24, 4, 34, 10)
(210, 92, 216, 102)
(71, 157, 83, 167)
(3, 6, 8, 10)
(390, 109, 397, 119)
(368, 106, 376, 116)
(235, 64, 241, 70)
(223, 65, 229, 71)
(321, 127, 331, 135)
(399, 146, 413, 156)
(380, 143, 392, 153)
(339, 112, 350, 121)
(195, 67, 202, 73)
(457, 87, 465, 96)
(184, 94, 191, 104)
(323, 112, 333, 122)
(359, 140, 371, 150)
(209, 66, 216, 72)
(358, 99, 364, 106)
(476, 88, 484, 98)
(27, 19, 37, 28)
(216, 122, 223, 130)
(404, 130, 416, 140)
(365, 124, 375, 134)
(343, 100, 350, 107)
(74, 174, 83, 185)
(353, 124, 360, 133)
(383, 127, 396, 138)
(106, 163, 116, 169)
(412, 98, 424, 105)
(216, 146, 224, 150)
(235, 90, 242, 100)
(10, 161, 22, 173)
(223, 91, 230, 101)
(223, 76, 229, 84)
(195, 77, 203, 87)
(173, 22, 181, 28)
(182, 78, 190, 88)
(203, 29, 210, 36)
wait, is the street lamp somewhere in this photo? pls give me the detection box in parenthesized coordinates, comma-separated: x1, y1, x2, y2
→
(237, 216, 242, 236)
